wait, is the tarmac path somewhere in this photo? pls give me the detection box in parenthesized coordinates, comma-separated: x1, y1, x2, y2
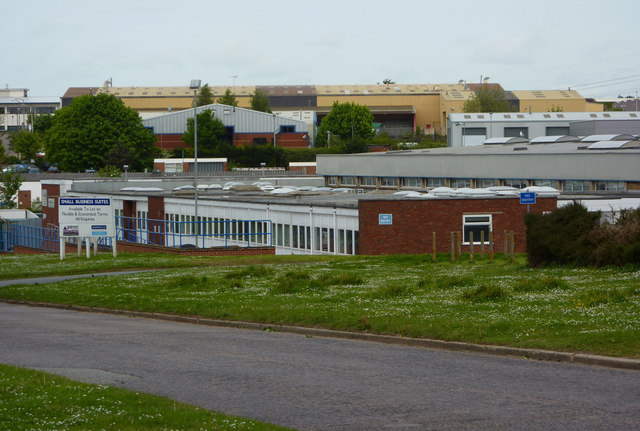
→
(1, 302, 640, 430)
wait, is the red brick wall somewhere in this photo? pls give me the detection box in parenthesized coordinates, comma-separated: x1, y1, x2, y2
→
(154, 134, 185, 151)
(289, 165, 317, 175)
(41, 184, 61, 228)
(233, 133, 308, 148)
(147, 196, 165, 246)
(358, 197, 557, 255)
(18, 190, 31, 209)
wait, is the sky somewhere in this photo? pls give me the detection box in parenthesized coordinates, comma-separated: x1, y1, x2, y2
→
(5, 0, 640, 100)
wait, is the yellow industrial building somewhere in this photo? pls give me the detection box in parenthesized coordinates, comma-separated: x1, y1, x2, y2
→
(91, 82, 602, 137)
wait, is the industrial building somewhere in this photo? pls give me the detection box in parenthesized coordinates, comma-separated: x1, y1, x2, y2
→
(316, 135, 640, 193)
(448, 111, 640, 147)
(76, 81, 602, 139)
(37, 177, 558, 256)
(141, 103, 310, 151)
(0, 87, 60, 133)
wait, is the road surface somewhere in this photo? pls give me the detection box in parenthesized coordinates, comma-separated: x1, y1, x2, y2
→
(1, 302, 639, 430)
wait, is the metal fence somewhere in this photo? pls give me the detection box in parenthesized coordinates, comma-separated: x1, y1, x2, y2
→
(0, 217, 273, 253)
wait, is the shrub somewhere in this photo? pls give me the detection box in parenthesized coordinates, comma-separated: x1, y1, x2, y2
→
(588, 209, 640, 267)
(525, 202, 599, 267)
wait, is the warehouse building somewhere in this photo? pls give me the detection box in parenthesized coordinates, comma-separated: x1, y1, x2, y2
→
(317, 135, 640, 193)
(39, 177, 557, 256)
(84, 81, 602, 138)
(448, 111, 640, 147)
(141, 103, 310, 151)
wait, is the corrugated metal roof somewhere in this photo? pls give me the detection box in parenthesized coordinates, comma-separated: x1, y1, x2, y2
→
(142, 103, 307, 134)
(511, 90, 583, 100)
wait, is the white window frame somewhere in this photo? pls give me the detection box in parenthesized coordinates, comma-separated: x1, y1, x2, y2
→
(462, 214, 492, 245)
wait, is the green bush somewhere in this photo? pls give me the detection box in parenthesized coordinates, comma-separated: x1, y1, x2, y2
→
(525, 202, 599, 267)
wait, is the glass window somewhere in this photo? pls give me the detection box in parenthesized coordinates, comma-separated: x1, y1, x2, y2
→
(563, 180, 591, 191)
(504, 127, 528, 138)
(360, 176, 377, 187)
(503, 179, 527, 189)
(532, 180, 559, 189)
(463, 215, 492, 245)
(380, 177, 398, 188)
(402, 177, 421, 188)
(475, 179, 499, 188)
(450, 178, 471, 188)
(425, 178, 446, 188)
(595, 181, 625, 191)
(340, 176, 356, 186)
(327, 176, 337, 186)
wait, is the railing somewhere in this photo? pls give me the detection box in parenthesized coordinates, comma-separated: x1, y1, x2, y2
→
(116, 216, 273, 249)
(0, 217, 272, 253)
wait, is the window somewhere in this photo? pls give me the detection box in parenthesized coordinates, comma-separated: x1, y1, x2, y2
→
(327, 176, 337, 186)
(380, 177, 398, 188)
(253, 138, 267, 146)
(595, 181, 625, 191)
(504, 127, 528, 138)
(450, 178, 471, 188)
(360, 176, 377, 187)
(503, 179, 527, 189)
(475, 179, 499, 188)
(546, 126, 570, 136)
(532, 179, 559, 189)
(563, 180, 591, 191)
(280, 125, 295, 133)
(425, 178, 446, 188)
(463, 215, 492, 245)
(402, 177, 421, 188)
(340, 176, 356, 186)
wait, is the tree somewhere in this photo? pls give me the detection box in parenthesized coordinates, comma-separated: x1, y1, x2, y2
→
(218, 88, 238, 107)
(463, 85, 514, 113)
(316, 102, 375, 147)
(250, 89, 272, 113)
(548, 105, 564, 112)
(0, 170, 22, 208)
(9, 130, 43, 162)
(197, 84, 214, 106)
(382, 78, 396, 84)
(43, 94, 157, 172)
(182, 109, 226, 157)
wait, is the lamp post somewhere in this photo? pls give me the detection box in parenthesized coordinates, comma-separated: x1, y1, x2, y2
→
(189, 79, 201, 225)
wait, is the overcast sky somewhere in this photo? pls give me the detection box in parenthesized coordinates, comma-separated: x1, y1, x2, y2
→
(5, 0, 640, 100)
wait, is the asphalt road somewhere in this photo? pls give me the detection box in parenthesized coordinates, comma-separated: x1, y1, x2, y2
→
(1, 302, 639, 430)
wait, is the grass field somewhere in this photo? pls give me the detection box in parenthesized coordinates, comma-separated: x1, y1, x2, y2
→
(1, 252, 639, 357)
(0, 363, 293, 430)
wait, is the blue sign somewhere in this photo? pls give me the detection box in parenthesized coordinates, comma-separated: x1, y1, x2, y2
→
(520, 192, 536, 205)
(379, 214, 393, 225)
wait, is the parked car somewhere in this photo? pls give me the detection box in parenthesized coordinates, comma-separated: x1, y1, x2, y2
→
(47, 166, 59, 173)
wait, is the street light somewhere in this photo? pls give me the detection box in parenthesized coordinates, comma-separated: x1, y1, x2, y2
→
(189, 79, 201, 227)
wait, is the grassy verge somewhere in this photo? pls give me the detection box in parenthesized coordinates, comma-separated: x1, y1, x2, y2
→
(0, 252, 330, 280)
(0, 363, 293, 430)
(1, 254, 639, 357)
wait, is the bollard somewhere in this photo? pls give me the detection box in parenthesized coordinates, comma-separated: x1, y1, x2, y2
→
(450, 231, 455, 262)
(469, 231, 474, 262)
(510, 231, 515, 262)
(432, 232, 437, 262)
(457, 231, 462, 258)
(504, 230, 508, 258)
(480, 231, 485, 258)
(489, 231, 494, 262)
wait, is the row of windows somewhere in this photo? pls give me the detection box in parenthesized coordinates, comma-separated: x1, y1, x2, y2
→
(273, 223, 358, 254)
(327, 176, 628, 191)
(461, 126, 570, 138)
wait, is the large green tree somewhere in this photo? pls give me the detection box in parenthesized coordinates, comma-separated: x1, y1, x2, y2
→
(43, 94, 157, 172)
(0, 171, 22, 208)
(197, 84, 214, 106)
(463, 85, 514, 113)
(182, 109, 226, 157)
(316, 102, 375, 147)
(250, 89, 272, 113)
(218, 88, 239, 107)
(9, 130, 43, 162)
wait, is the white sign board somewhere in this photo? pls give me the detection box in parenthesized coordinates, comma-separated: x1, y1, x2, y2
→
(59, 197, 115, 238)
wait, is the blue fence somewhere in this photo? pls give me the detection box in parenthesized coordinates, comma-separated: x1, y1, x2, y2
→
(115, 216, 273, 249)
(0, 217, 273, 253)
